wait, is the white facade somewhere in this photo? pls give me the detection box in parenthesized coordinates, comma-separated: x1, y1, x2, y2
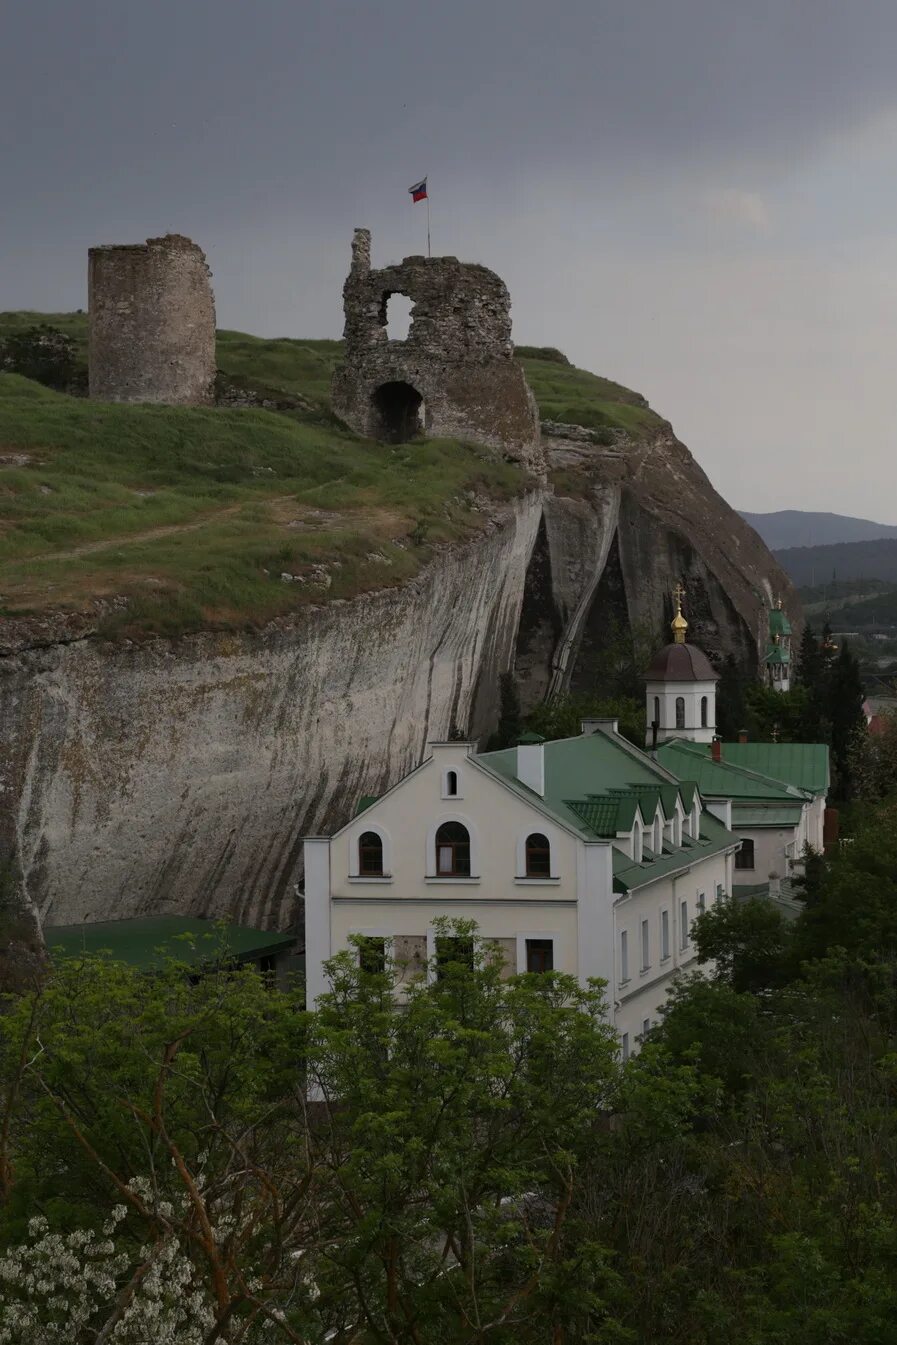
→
(645, 678, 717, 746)
(304, 731, 738, 1047)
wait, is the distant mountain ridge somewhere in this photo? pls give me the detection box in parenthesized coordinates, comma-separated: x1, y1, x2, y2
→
(775, 538, 897, 587)
(740, 509, 897, 550)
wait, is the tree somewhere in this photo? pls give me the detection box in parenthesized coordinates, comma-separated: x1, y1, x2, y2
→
(490, 671, 522, 748)
(715, 654, 748, 740)
(690, 895, 791, 994)
(0, 325, 82, 391)
(827, 640, 865, 797)
(525, 693, 645, 748)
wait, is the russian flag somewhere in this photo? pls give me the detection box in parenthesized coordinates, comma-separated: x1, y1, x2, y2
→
(408, 178, 428, 203)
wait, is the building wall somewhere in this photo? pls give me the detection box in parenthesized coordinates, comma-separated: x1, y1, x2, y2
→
(88, 233, 216, 405)
(733, 826, 795, 881)
(645, 679, 716, 744)
(307, 740, 736, 1051)
(613, 850, 729, 1046)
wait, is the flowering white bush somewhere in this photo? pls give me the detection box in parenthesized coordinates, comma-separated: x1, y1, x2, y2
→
(0, 1207, 222, 1345)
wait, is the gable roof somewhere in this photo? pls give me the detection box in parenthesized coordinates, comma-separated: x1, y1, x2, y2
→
(655, 739, 814, 802)
(476, 731, 738, 887)
(706, 741, 829, 795)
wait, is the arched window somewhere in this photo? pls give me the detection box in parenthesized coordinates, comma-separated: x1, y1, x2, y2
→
(446, 769, 458, 797)
(525, 832, 551, 877)
(358, 832, 383, 876)
(675, 696, 686, 730)
(653, 696, 660, 727)
(435, 821, 471, 876)
(700, 696, 708, 728)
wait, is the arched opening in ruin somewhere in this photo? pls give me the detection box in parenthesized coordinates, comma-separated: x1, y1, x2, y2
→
(383, 292, 414, 341)
(370, 381, 424, 443)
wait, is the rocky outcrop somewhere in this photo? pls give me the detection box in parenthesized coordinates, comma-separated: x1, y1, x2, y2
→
(0, 416, 794, 948)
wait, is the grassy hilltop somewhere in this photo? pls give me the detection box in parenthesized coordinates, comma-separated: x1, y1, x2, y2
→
(0, 313, 662, 636)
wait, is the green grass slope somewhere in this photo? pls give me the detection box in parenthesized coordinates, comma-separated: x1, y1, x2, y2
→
(0, 313, 663, 636)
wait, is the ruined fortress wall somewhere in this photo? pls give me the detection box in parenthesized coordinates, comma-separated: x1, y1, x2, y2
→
(88, 234, 216, 405)
(332, 229, 542, 467)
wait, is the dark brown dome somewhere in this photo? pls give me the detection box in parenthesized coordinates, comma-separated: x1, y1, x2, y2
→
(643, 642, 719, 682)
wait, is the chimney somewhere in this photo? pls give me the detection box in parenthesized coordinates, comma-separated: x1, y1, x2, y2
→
(738, 729, 748, 744)
(711, 738, 722, 763)
(516, 743, 545, 797)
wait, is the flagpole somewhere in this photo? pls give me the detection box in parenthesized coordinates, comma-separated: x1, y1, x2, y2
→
(426, 192, 431, 258)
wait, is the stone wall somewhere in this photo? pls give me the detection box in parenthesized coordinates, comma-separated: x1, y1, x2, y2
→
(88, 234, 216, 405)
(331, 229, 541, 469)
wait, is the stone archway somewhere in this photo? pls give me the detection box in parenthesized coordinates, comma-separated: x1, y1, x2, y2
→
(370, 381, 424, 443)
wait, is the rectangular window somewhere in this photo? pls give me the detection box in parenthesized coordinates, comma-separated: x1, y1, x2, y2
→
(621, 1032, 630, 1061)
(620, 929, 629, 983)
(525, 938, 554, 973)
(358, 936, 386, 976)
(435, 936, 474, 979)
(680, 899, 689, 949)
(661, 909, 670, 961)
(735, 839, 755, 870)
(697, 892, 706, 916)
(642, 1017, 651, 1037)
(641, 918, 650, 971)
(716, 883, 724, 900)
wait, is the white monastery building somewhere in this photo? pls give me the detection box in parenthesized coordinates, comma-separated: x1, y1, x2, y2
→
(302, 589, 826, 1050)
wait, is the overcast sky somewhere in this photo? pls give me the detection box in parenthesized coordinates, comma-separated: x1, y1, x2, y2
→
(3, 0, 897, 520)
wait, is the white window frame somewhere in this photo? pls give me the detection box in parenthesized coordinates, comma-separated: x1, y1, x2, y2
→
(515, 931, 559, 975)
(425, 813, 480, 881)
(441, 767, 462, 800)
(640, 918, 651, 973)
(679, 898, 689, 950)
(621, 1032, 630, 1061)
(620, 928, 629, 984)
(660, 907, 670, 962)
(348, 821, 393, 882)
(514, 827, 560, 881)
(425, 924, 478, 983)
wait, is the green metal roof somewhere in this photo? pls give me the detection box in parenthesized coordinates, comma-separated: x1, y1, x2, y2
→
(44, 917, 296, 971)
(769, 607, 793, 637)
(355, 794, 379, 816)
(613, 812, 735, 892)
(764, 645, 791, 665)
(655, 740, 810, 801)
(479, 732, 671, 837)
(706, 742, 829, 795)
(476, 732, 738, 891)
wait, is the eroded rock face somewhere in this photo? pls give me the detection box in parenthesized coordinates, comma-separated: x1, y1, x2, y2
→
(331, 229, 541, 468)
(0, 414, 795, 956)
(1, 501, 542, 932)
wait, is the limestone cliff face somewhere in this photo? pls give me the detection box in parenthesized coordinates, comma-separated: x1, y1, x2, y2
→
(0, 420, 793, 941)
(1, 500, 541, 932)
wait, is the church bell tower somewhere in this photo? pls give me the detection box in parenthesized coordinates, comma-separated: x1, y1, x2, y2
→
(643, 584, 720, 746)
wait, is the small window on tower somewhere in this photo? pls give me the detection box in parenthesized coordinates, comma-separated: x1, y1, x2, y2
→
(675, 696, 686, 729)
(701, 696, 708, 728)
(653, 696, 660, 727)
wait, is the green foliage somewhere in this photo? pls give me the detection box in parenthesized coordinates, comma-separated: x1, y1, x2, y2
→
(525, 693, 646, 748)
(490, 671, 523, 748)
(0, 373, 525, 634)
(691, 896, 790, 994)
(0, 325, 82, 392)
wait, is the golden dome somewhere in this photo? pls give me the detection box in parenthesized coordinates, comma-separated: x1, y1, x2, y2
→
(671, 582, 688, 645)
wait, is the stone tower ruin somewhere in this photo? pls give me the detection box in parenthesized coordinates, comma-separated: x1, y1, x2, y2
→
(331, 230, 541, 467)
(88, 234, 216, 405)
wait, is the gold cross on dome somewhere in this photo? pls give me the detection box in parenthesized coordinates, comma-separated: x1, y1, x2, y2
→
(673, 581, 686, 611)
